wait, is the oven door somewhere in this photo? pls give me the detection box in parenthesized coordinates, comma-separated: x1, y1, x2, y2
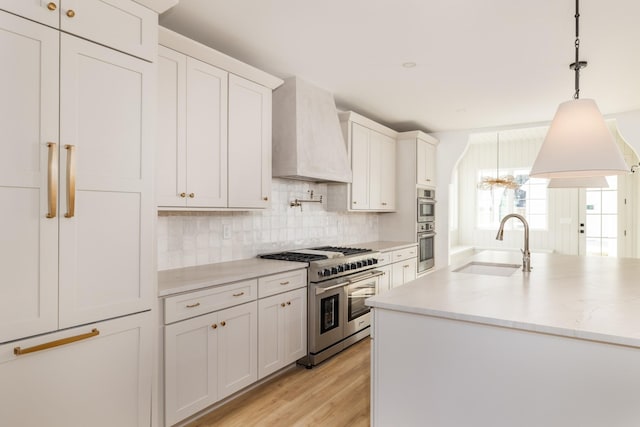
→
(418, 232, 435, 272)
(309, 280, 346, 354)
(343, 270, 383, 336)
(417, 198, 435, 222)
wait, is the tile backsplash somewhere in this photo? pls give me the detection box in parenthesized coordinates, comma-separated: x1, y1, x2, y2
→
(157, 178, 379, 270)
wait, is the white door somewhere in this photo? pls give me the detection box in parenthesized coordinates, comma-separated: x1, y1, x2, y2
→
(157, 46, 187, 207)
(58, 34, 154, 328)
(282, 287, 307, 365)
(578, 177, 622, 257)
(217, 301, 258, 399)
(0, 12, 59, 342)
(164, 311, 219, 426)
(185, 57, 228, 208)
(350, 122, 370, 210)
(0, 311, 153, 427)
(228, 75, 271, 208)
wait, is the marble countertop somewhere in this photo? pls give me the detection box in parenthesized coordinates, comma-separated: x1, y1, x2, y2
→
(366, 251, 640, 348)
(158, 258, 307, 297)
(349, 240, 416, 252)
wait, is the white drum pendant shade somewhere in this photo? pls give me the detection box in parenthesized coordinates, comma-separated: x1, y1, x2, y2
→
(530, 99, 628, 178)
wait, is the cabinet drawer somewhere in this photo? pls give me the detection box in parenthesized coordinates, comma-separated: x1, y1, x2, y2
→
(164, 280, 257, 324)
(258, 269, 306, 298)
(377, 251, 392, 267)
(392, 246, 418, 263)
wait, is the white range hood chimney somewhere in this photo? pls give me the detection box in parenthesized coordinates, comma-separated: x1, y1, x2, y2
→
(272, 77, 352, 183)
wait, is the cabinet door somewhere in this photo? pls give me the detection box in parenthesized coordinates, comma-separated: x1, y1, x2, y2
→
(1, 0, 59, 27)
(282, 287, 307, 365)
(186, 57, 228, 208)
(377, 265, 392, 294)
(58, 34, 154, 328)
(417, 139, 436, 187)
(164, 311, 218, 427)
(404, 257, 418, 283)
(0, 311, 153, 427)
(60, 0, 157, 61)
(157, 46, 187, 207)
(350, 122, 370, 210)
(258, 287, 307, 379)
(217, 301, 258, 399)
(370, 131, 396, 210)
(0, 12, 59, 342)
(228, 75, 271, 208)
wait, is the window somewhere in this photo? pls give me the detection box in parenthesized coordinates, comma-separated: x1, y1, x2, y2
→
(477, 169, 547, 230)
(585, 176, 617, 257)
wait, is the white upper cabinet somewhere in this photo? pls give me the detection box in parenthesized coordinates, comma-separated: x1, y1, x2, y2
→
(0, 12, 59, 342)
(157, 46, 229, 208)
(396, 131, 438, 188)
(416, 136, 437, 187)
(328, 111, 397, 212)
(157, 28, 282, 211)
(228, 74, 272, 209)
(0, 0, 157, 61)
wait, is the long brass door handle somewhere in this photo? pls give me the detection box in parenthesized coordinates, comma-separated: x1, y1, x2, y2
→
(64, 144, 75, 218)
(46, 142, 58, 219)
(14, 328, 99, 355)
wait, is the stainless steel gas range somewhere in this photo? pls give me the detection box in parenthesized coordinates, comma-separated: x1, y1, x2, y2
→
(260, 246, 382, 367)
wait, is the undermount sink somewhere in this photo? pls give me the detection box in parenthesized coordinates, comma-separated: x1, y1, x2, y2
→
(453, 261, 521, 277)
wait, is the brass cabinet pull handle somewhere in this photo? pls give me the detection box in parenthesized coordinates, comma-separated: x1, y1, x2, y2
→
(403, 264, 410, 268)
(14, 328, 99, 356)
(263, 196, 268, 201)
(211, 324, 217, 329)
(46, 142, 58, 219)
(186, 302, 200, 308)
(66, 9, 75, 18)
(382, 202, 387, 206)
(47, 2, 57, 11)
(280, 303, 285, 307)
(179, 192, 186, 198)
(280, 281, 290, 285)
(64, 144, 75, 218)
(286, 301, 291, 306)
(188, 193, 195, 198)
(220, 321, 226, 327)
(232, 292, 244, 297)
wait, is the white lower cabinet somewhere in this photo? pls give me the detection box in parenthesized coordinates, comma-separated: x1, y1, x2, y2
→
(376, 264, 393, 294)
(258, 287, 307, 379)
(392, 258, 417, 287)
(378, 246, 418, 289)
(0, 311, 153, 427)
(164, 301, 257, 426)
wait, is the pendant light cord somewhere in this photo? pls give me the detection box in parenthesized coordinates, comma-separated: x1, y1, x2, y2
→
(571, 0, 587, 99)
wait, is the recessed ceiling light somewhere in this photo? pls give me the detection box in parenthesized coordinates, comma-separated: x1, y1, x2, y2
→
(402, 62, 416, 68)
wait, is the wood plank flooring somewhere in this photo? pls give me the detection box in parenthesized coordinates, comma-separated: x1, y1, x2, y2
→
(186, 339, 370, 427)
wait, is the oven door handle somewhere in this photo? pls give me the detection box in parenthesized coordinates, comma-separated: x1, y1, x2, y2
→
(347, 270, 385, 284)
(315, 281, 350, 295)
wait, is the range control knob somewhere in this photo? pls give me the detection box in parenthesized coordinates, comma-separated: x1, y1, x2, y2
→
(356, 261, 363, 268)
(344, 263, 351, 271)
(337, 265, 344, 273)
(350, 262, 357, 269)
(366, 259, 373, 266)
(331, 267, 338, 275)
(322, 268, 331, 277)
(372, 258, 378, 264)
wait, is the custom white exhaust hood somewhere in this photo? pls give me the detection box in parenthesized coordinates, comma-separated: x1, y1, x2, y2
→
(272, 77, 352, 183)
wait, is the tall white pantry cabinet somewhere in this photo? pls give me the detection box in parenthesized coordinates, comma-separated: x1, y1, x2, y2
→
(0, 2, 156, 426)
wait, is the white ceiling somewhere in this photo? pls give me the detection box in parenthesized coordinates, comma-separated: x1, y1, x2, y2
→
(159, 0, 640, 133)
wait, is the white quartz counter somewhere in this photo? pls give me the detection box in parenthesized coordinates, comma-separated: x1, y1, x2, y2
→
(366, 250, 640, 348)
(158, 258, 307, 296)
(349, 240, 416, 252)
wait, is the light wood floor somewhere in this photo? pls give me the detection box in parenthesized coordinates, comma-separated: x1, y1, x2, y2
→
(186, 339, 370, 427)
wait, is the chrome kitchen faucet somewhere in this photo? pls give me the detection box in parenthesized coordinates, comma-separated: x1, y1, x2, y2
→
(496, 213, 531, 272)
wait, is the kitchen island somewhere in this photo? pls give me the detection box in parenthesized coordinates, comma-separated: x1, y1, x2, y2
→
(366, 251, 640, 427)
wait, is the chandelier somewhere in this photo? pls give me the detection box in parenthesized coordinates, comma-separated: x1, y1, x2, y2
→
(477, 133, 520, 190)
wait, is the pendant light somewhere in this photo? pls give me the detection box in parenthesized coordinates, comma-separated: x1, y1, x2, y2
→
(477, 133, 520, 190)
(529, 0, 628, 179)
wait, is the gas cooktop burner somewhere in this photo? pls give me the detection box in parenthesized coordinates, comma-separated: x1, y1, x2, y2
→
(259, 246, 372, 263)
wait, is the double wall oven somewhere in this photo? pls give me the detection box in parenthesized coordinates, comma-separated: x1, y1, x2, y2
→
(261, 247, 382, 367)
(417, 187, 436, 273)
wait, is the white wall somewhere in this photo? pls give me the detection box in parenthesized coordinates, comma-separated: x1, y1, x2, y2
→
(157, 178, 379, 270)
